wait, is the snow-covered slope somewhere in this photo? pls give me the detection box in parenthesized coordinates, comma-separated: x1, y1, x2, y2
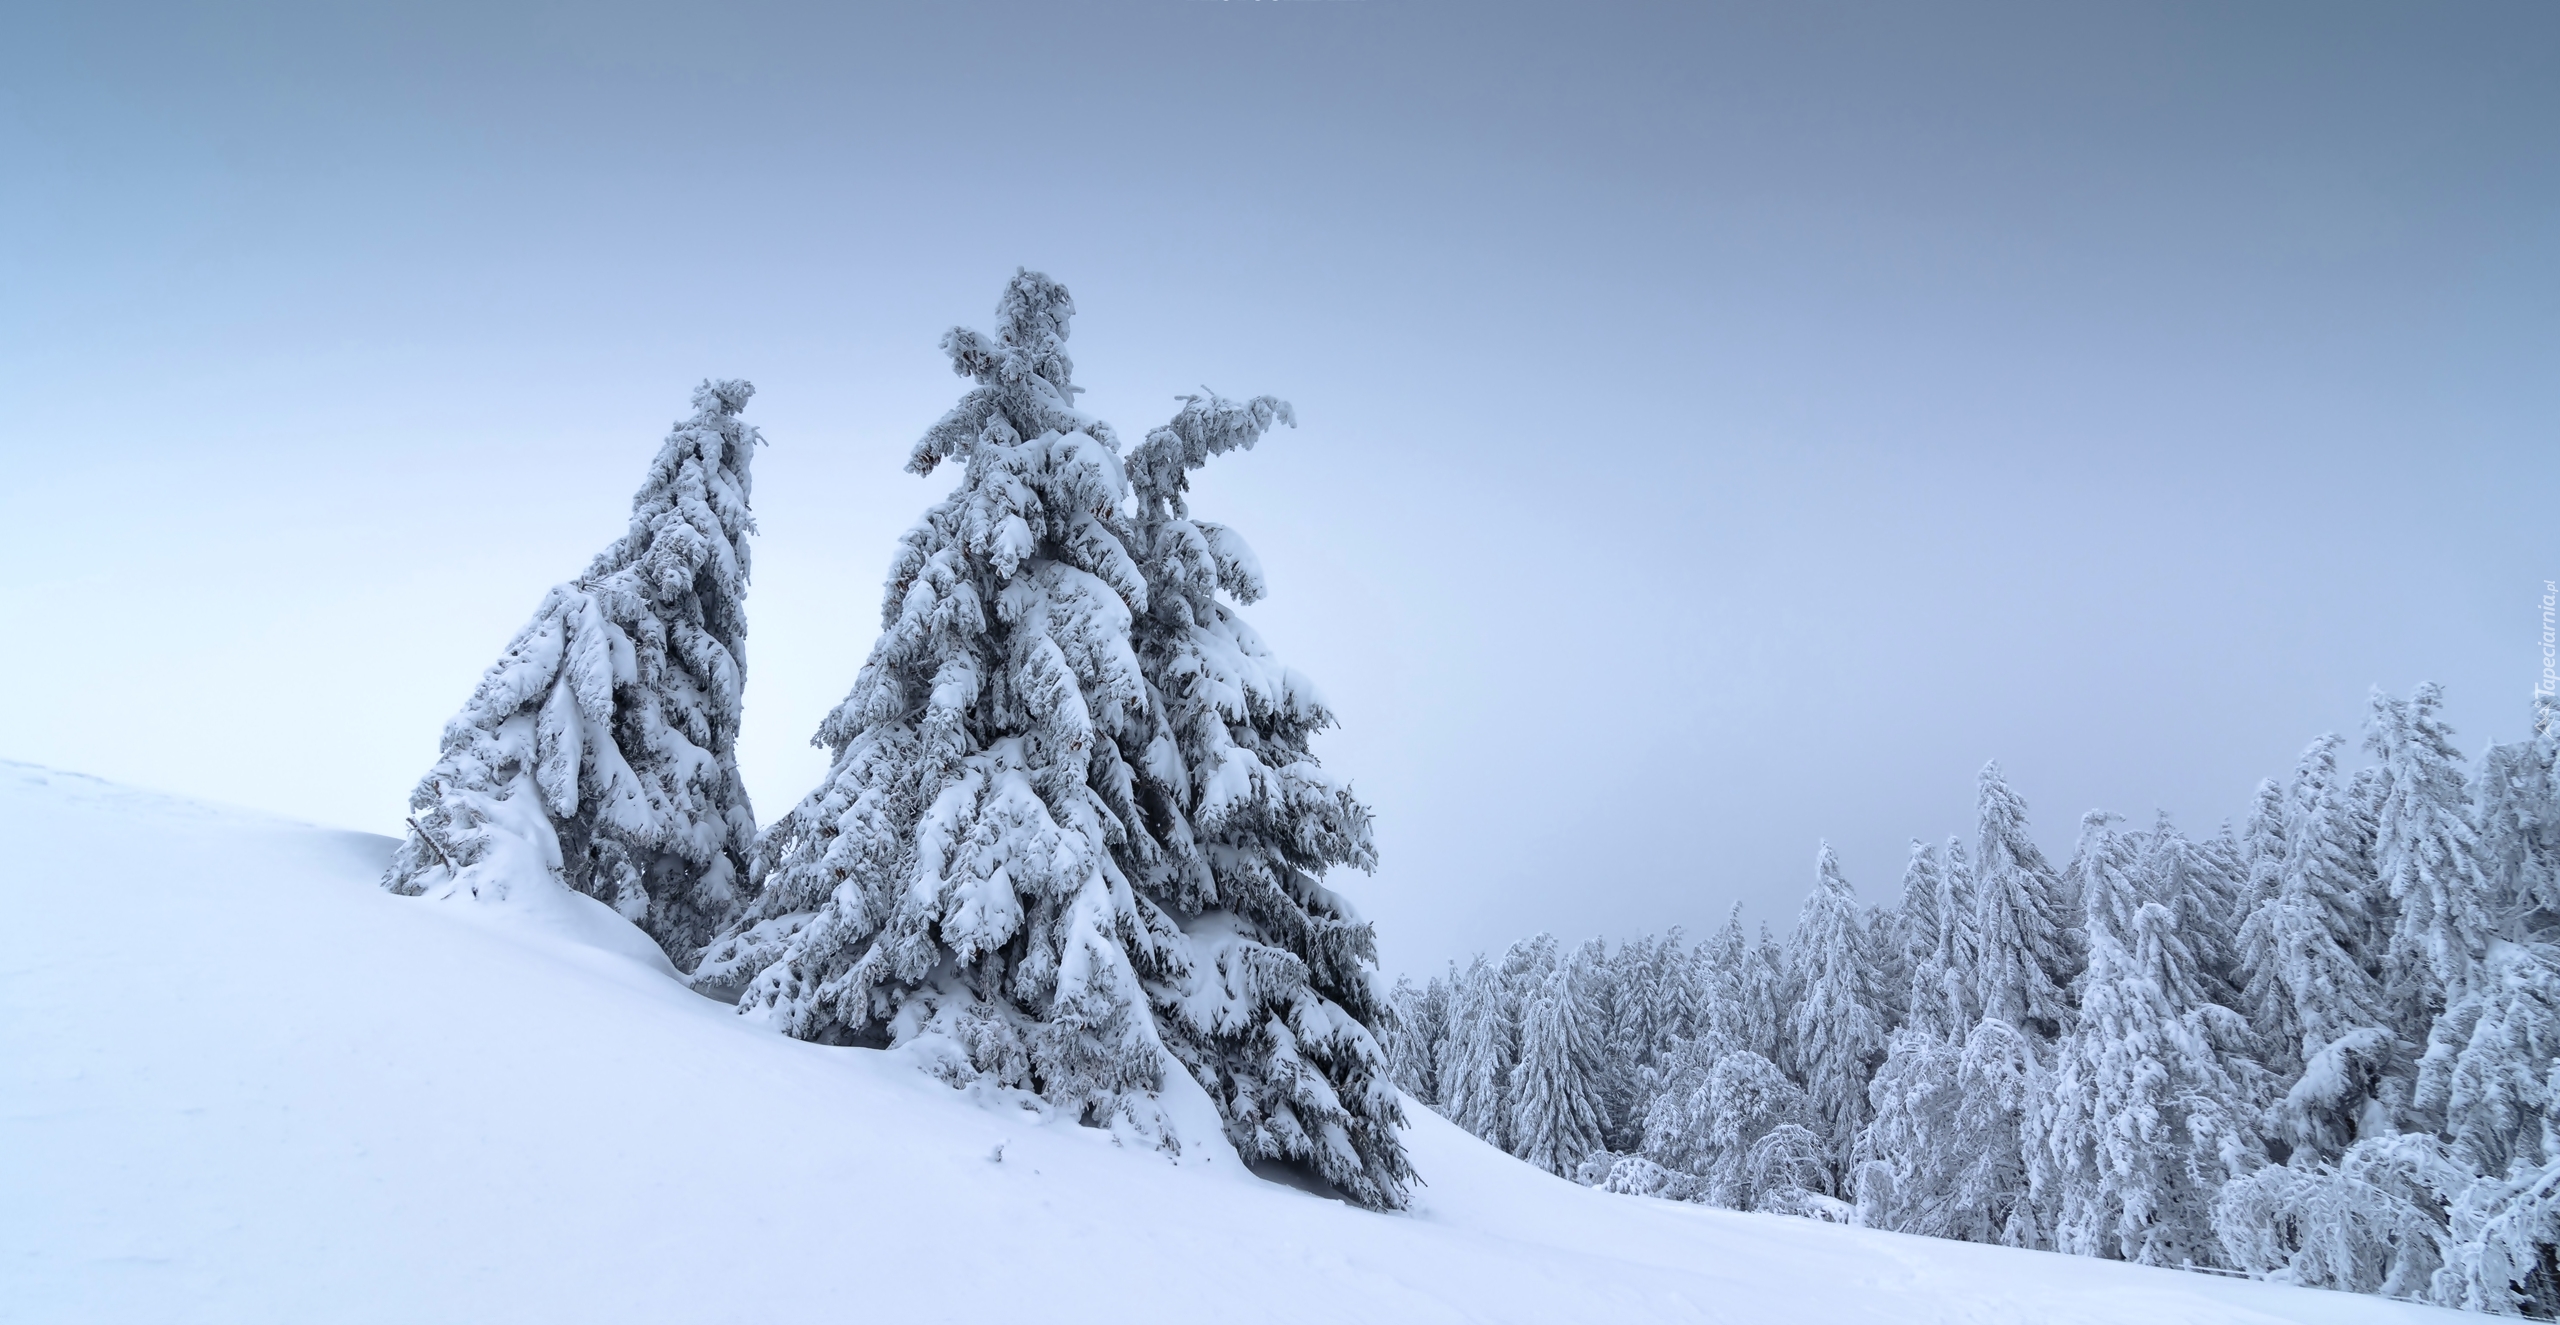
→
(0, 762, 2458, 1324)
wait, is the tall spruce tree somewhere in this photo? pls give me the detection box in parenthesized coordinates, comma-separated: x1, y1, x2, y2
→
(1790, 845, 1886, 1176)
(2247, 735, 2393, 1159)
(2424, 957, 2560, 1316)
(2371, 684, 2496, 1062)
(385, 380, 760, 964)
(2047, 811, 2260, 1268)
(1955, 1016, 2048, 1248)
(1972, 761, 2080, 1040)
(1385, 973, 1452, 1107)
(1855, 1016, 2044, 1246)
(1894, 840, 1946, 1035)
(2240, 738, 2349, 1074)
(1856, 1028, 1964, 1234)
(1935, 835, 1986, 1033)
(1641, 1046, 1816, 1211)
(2423, 943, 2560, 1196)
(2241, 775, 2290, 911)
(1694, 905, 1753, 1058)
(1443, 956, 1514, 1148)
(2138, 813, 2247, 1011)
(1119, 388, 1409, 1206)
(1511, 950, 1609, 1177)
(697, 273, 1176, 1115)
(1656, 928, 1706, 1045)
(2477, 697, 2560, 938)
(1745, 922, 1793, 1070)
(1865, 900, 1911, 1037)
(694, 274, 1408, 1206)
(1600, 933, 1678, 1152)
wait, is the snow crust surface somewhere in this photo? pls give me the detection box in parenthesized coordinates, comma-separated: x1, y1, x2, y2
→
(0, 761, 2462, 1323)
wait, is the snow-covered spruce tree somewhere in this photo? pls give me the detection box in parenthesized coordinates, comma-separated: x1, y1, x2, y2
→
(696, 274, 1409, 1205)
(1865, 902, 1910, 1038)
(385, 380, 760, 963)
(2241, 775, 2290, 912)
(2137, 813, 2248, 1012)
(1896, 837, 1983, 1041)
(1469, 934, 1560, 1148)
(2243, 735, 2394, 1161)
(1386, 970, 1453, 1108)
(1632, 1038, 1718, 1181)
(1954, 1016, 2048, 1248)
(1858, 1015, 2044, 1247)
(2408, 694, 2560, 1160)
(1664, 917, 1716, 1044)
(2218, 696, 2560, 1311)
(2199, 819, 2254, 927)
(1442, 956, 1515, 1148)
(1929, 836, 1986, 1036)
(2411, 702, 2560, 1316)
(1892, 841, 1943, 1035)
(1511, 949, 1609, 1177)
(2046, 810, 2261, 1269)
(2213, 1131, 2460, 1299)
(1843, 906, 1897, 1040)
(2477, 696, 2560, 940)
(1972, 762, 2080, 1041)
(1501, 934, 1561, 1013)
(2243, 906, 2560, 1312)
(1117, 388, 1410, 1205)
(1598, 933, 1678, 1152)
(1790, 845, 1886, 1177)
(696, 272, 1176, 1117)
(2371, 683, 2496, 1059)
(2424, 942, 2560, 1207)
(1646, 1049, 1829, 1213)
(1692, 906, 1754, 1058)
(2238, 738, 2357, 1077)
(1656, 929, 1709, 1046)
(1742, 921, 1794, 1070)
(1855, 1028, 1964, 1235)
(1747, 1123, 1847, 1221)
(2439, 1126, 2560, 1316)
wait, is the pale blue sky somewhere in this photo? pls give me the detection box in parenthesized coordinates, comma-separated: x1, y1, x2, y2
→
(3, 2, 2553, 973)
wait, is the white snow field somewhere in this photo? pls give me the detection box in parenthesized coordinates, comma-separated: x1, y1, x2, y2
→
(0, 761, 2460, 1325)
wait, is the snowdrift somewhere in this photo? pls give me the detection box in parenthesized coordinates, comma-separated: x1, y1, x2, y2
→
(0, 761, 2460, 1323)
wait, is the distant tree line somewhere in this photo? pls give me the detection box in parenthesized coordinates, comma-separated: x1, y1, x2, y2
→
(1387, 689, 2560, 1315)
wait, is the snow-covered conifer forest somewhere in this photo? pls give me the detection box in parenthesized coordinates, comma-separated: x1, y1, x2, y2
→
(294, 277, 2560, 1319)
(343, 272, 2560, 1315)
(1387, 688, 2560, 1314)
(7, 274, 2545, 1325)
(12, 7, 2553, 1322)
(3, 260, 2543, 1325)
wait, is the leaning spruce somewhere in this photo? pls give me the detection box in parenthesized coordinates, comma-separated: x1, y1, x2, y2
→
(385, 380, 760, 965)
